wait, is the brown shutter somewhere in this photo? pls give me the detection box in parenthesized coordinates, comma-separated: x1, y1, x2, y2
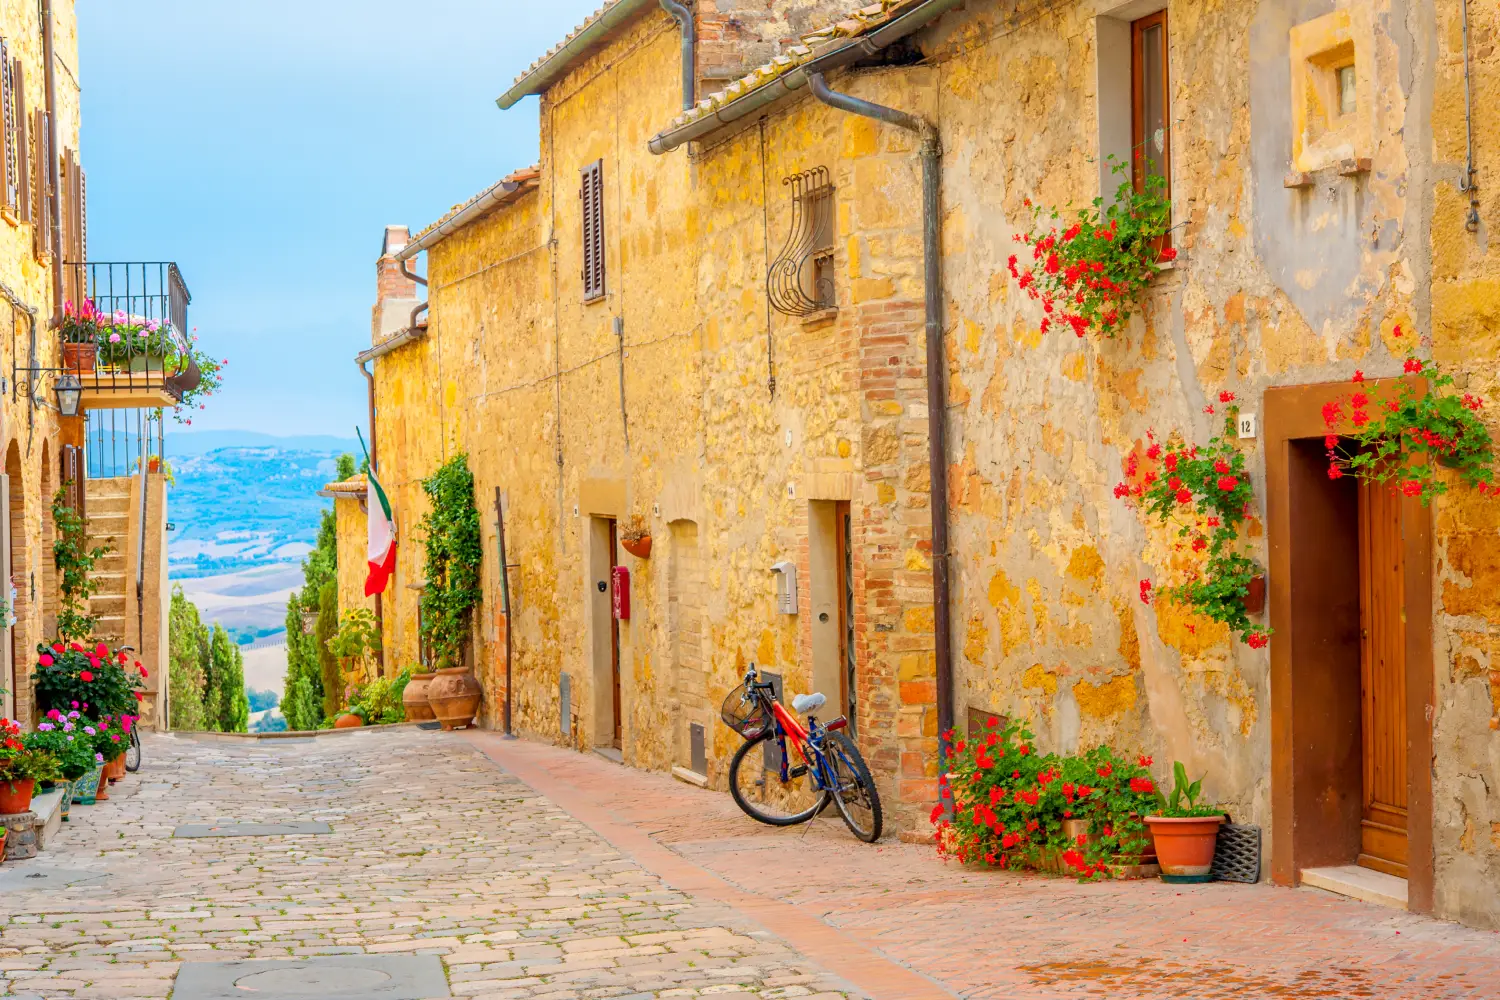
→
(0, 39, 11, 215)
(32, 108, 48, 257)
(13, 59, 26, 225)
(580, 159, 605, 302)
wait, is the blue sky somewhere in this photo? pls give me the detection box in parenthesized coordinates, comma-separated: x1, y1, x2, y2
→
(79, 0, 602, 436)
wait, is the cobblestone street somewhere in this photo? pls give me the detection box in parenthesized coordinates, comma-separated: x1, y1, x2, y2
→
(2, 728, 1499, 1000)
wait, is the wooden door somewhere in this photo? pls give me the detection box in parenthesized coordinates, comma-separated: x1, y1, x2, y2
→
(1358, 478, 1408, 878)
(608, 519, 622, 750)
(836, 502, 855, 735)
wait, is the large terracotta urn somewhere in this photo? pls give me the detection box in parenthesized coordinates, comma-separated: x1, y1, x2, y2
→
(0, 778, 35, 814)
(402, 672, 437, 722)
(427, 666, 481, 730)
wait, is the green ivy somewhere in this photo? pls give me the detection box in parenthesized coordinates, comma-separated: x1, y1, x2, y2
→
(52, 485, 112, 641)
(418, 453, 483, 666)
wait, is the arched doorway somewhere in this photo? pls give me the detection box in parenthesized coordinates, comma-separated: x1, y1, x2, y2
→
(3, 440, 26, 723)
(40, 440, 54, 641)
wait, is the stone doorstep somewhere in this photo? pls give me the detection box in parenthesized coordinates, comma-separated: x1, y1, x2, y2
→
(1301, 864, 1409, 911)
(670, 766, 708, 788)
(28, 789, 64, 849)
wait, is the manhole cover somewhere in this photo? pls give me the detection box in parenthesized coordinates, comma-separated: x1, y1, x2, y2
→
(173, 956, 448, 999)
(173, 821, 331, 838)
(234, 967, 391, 993)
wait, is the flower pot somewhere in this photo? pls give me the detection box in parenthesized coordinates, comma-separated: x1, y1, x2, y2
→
(402, 672, 437, 722)
(333, 713, 365, 729)
(0, 828, 7, 862)
(58, 780, 73, 822)
(1144, 814, 1225, 883)
(427, 666, 482, 730)
(71, 766, 102, 805)
(622, 535, 652, 559)
(62, 341, 96, 373)
(127, 353, 167, 373)
(107, 754, 126, 782)
(0, 778, 36, 814)
(1243, 575, 1266, 615)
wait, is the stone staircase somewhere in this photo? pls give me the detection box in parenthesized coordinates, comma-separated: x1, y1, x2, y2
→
(84, 479, 132, 645)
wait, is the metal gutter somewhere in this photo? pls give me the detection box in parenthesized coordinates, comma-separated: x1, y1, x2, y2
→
(496, 0, 656, 110)
(355, 326, 427, 365)
(658, 0, 695, 111)
(647, 0, 966, 155)
(396, 176, 532, 262)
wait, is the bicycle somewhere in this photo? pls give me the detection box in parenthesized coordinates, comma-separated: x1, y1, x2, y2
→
(125, 723, 141, 773)
(720, 663, 883, 842)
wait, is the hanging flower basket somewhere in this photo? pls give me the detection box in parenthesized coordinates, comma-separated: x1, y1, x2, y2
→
(622, 534, 652, 559)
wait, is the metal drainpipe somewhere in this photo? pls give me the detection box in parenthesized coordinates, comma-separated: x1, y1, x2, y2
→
(400, 257, 430, 330)
(658, 0, 695, 111)
(41, 0, 63, 319)
(807, 71, 954, 783)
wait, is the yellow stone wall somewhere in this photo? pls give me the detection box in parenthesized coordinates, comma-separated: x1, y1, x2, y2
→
(0, 0, 76, 725)
(360, 0, 1500, 924)
(332, 491, 375, 623)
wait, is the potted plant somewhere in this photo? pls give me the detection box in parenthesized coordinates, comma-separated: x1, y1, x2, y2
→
(333, 706, 365, 728)
(32, 710, 99, 822)
(0, 719, 62, 814)
(1144, 762, 1225, 883)
(60, 299, 101, 372)
(96, 313, 176, 373)
(418, 454, 484, 729)
(621, 515, 652, 559)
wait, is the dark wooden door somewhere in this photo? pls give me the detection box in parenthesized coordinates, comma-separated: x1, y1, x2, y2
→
(608, 519, 622, 749)
(1358, 479, 1408, 878)
(836, 502, 855, 734)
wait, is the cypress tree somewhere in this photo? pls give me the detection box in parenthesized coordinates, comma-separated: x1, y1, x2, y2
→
(315, 581, 340, 719)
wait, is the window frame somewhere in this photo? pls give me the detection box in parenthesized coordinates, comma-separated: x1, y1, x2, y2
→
(580, 159, 606, 303)
(1130, 9, 1172, 250)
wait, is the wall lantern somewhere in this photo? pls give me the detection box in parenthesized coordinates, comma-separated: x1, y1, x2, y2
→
(54, 374, 82, 417)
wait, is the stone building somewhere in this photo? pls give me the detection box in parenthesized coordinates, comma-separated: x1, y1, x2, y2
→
(355, 0, 1500, 929)
(0, 0, 190, 729)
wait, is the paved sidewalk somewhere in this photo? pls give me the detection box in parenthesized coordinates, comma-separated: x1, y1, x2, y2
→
(467, 733, 1500, 1000)
(2, 728, 1497, 999)
(0, 729, 852, 1000)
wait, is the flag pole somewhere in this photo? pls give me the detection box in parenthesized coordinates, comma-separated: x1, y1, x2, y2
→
(494, 486, 516, 739)
(357, 427, 386, 675)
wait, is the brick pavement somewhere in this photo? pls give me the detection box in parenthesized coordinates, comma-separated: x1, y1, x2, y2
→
(465, 733, 1500, 1000)
(0, 729, 853, 1000)
(3, 729, 1499, 1000)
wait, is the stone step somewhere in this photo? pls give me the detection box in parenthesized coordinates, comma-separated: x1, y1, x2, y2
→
(89, 595, 126, 615)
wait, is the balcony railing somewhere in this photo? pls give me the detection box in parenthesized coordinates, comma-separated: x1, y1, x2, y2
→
(59, 262, 197, 402)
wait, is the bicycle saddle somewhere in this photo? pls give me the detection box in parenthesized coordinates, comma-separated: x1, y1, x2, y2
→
(792, 692, 826, 713)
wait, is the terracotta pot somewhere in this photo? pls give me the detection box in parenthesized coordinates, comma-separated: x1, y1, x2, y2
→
(1061, 818, 1091, 846)
(62, 341, 96, 373)
(107, 754, 126, 782)
(0, 778, 34, 814)
(427, 666, 482, 730)
(1145, 814, 1224, 881)
(403, 672, 437, 722)
(1244, 575, 1267, 615)
(333, 713, 365, 729)
(621, 534, 652, 559)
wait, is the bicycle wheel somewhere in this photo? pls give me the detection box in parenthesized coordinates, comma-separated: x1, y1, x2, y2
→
(125, 727, 141, 773)
(728, 729, 828, 826)
(825, 730, 882, 842)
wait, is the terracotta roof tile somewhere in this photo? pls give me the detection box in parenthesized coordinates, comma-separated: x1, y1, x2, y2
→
(322, 474, 368, 496)
(409, 165, 541, 247)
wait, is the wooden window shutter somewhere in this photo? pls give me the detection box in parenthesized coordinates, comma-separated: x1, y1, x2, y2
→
(63, 147, 82, 264)
(580, 159, 605, 301)
(0, 39, 12, 215)
(32, 108, 48, 257)
(13, 59, 26, 224)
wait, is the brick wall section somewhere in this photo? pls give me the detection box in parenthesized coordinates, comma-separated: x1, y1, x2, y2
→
(695, 1, 869, 83)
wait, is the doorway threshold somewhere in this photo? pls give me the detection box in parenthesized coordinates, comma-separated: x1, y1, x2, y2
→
(1301, 865, 1408, 911)
(593, 746, 624, 764)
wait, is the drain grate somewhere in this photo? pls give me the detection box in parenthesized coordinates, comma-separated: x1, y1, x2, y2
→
(172, 955, 449, 1000)
(173, 821, 331, 838)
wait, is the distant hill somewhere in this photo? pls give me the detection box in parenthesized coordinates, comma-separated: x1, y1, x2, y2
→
(166, 430, 360, 457)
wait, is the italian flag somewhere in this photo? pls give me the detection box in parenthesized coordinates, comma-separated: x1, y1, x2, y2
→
(360, 430, 397, 596)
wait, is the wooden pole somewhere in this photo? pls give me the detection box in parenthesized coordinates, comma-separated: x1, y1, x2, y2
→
(494, 486, 515, 737)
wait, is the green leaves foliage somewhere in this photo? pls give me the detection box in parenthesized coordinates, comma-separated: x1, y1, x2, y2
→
(52, 486, 111, 641)
(419, 453, 483, 666)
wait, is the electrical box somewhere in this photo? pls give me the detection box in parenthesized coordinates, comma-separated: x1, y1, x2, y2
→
(611, 565, 630, 620)
(771, 560, 797, 614)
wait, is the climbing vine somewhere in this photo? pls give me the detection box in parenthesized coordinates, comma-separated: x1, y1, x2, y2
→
(1116, 397, 1270, 648)
(52, 485, 111, 641)
(418, 453, 483, 666)
(1008, 156, 1174, 340)
(1323, 333, 1497, 504)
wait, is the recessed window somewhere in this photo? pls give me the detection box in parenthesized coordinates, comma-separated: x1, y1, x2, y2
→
(1337, 64, 1357, 115)
(1131, 11, 1170, 196)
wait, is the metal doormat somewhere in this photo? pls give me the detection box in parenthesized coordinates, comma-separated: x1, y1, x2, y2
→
(0, 867, 108, 890)
(1212, 823, 1262, 883)
(173, 821, 332, 838)
(172, 955, 450, 1000)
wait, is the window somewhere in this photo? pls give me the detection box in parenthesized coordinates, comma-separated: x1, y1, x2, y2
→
(13, 59, 26, 224)
(1131, 10, 1170, 198)
(579, 159, 605, 302)
(32, 107, 50, 257)
(0, 39, 14, 216)
(1336, 64, 1357, 116)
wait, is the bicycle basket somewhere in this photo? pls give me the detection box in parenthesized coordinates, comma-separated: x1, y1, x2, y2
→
(721, 683, 772, 739)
